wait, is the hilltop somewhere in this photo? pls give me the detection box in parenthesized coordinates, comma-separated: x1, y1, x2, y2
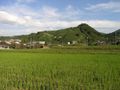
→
(17, 23, 106, 45)
(0, 23, 120, 45)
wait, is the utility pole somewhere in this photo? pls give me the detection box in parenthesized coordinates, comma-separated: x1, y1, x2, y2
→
(114, 32, 116, 45)
(87, 36, 90, 46)
(30, 36, 33, 49)
(59, 36, 62, 45)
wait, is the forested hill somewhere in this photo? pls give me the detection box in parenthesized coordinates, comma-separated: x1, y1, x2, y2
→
(0, 23, 120, 45)
(17, 23, 105, 44)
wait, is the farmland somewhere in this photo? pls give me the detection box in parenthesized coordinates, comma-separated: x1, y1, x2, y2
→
(0, 46, 120, 90)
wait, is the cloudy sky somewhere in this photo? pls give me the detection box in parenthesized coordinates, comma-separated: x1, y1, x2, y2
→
(0, 0, 120, 36)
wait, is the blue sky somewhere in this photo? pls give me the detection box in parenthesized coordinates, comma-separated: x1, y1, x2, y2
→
(0, 0, 120, 36)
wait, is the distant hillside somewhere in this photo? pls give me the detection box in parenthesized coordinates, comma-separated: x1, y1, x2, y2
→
(0, 23, 120, 45)
(104, 29, 120, 45)
(107, 29, 120, 38)
(16, 23, 105, 45)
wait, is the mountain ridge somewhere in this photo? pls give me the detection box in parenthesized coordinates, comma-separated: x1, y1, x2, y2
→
(0, 23, 120, 45)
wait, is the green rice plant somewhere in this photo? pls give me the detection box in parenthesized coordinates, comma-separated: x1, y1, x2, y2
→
(0, 48, 119, 90)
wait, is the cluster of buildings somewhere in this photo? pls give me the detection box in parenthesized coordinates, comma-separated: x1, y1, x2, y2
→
(0, 39, 20, 49)
(0, 38, 120, 49)
(0, 39, 46, 49)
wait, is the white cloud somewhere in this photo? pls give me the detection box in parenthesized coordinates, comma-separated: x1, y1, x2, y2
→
(0, 3, 120, 36)
(41, 6, 60, 18)
(79, 20, 120, 33)
(0, 11, 26, 25)
(66, 5, 80, 16)
(0, 11, 120, 36)
(16, 0, 36, 3)
(60, 5, 81, 20)
(86, 1, 120, 12)
(0, 3, 38, 17)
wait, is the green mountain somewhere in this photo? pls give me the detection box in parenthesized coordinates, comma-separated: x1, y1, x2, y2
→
(106, 29, 120, 44)
(0, 23, 120, 45)
(107, 29, 120, 38)
(18, 23, 105, 45)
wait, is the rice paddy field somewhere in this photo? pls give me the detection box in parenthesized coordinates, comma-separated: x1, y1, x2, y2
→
(0, 46, 120, 90)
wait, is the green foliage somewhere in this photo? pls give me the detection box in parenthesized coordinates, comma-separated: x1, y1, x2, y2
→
(0, 23, 120, 45)
(0, 48, 120, 90)
(17, 23, 105, 44)
(107, 29, 120, 41)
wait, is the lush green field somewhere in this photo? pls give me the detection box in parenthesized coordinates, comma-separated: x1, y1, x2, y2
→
(0, 48, 120, 90)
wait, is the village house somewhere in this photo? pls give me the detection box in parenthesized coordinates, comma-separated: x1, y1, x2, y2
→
(26, 41, 46, 48)
(0, 41, 10, 49)
(0, 39, 22, 49)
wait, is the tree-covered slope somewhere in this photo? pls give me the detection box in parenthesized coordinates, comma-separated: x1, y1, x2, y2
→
(19, 23, 105, 44)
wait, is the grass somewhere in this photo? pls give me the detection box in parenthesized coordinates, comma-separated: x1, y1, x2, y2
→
(0, 47, 120, 90)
